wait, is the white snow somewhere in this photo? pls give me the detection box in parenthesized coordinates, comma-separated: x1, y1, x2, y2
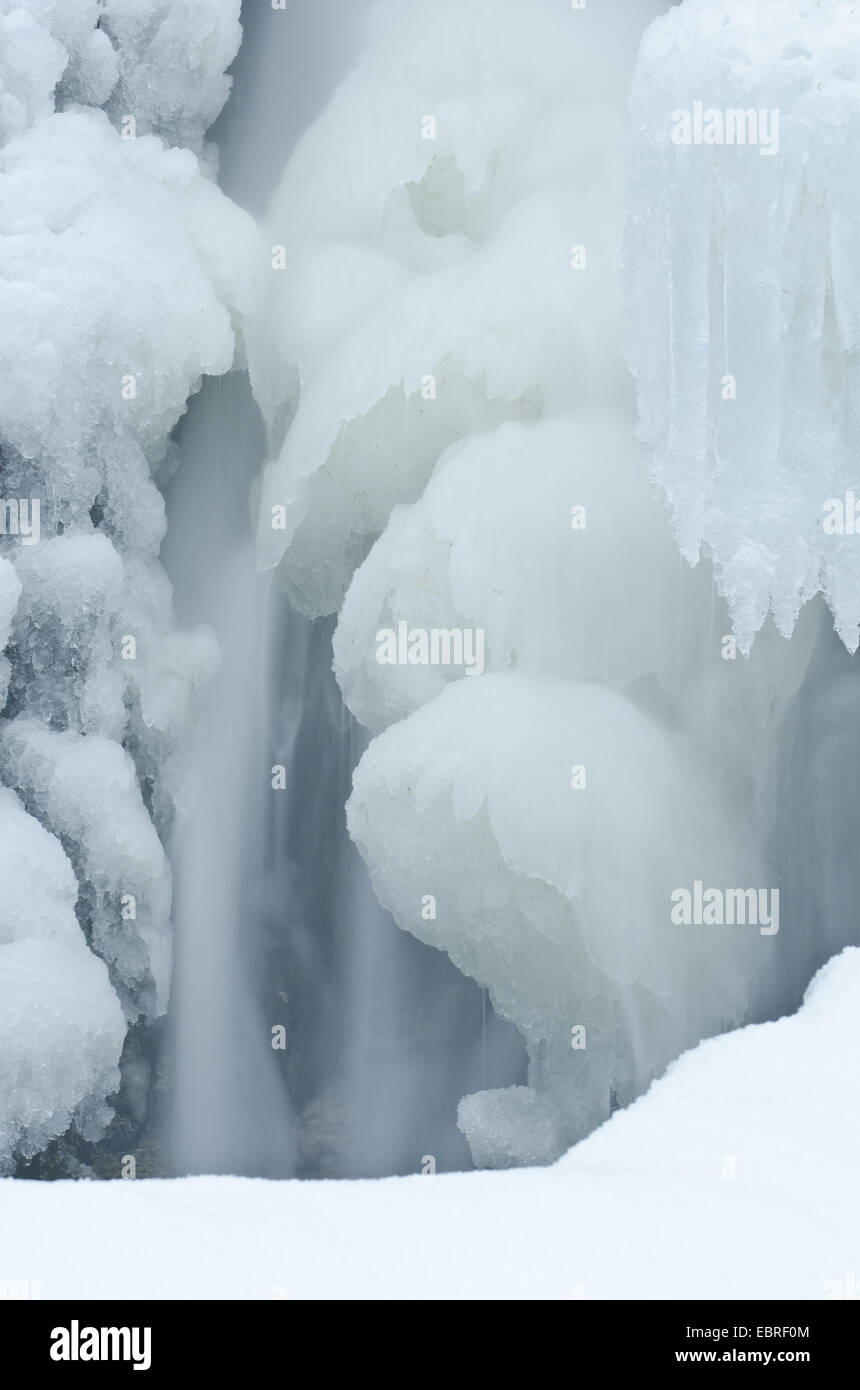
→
(1, 948, 856, 1297)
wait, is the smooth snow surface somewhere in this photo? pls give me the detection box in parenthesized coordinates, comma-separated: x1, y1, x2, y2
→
(2, 950, 857, 1297)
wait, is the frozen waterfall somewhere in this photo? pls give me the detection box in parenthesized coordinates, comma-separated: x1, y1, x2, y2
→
(1, 0, 859, 1192)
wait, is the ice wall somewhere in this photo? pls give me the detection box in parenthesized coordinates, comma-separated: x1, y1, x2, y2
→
(0, 0, 258, 1172)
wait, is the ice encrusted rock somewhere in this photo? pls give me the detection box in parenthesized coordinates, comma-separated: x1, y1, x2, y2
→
(457, 1087, 567, 1170)
(9, 533, 125, 739)
(0, 1, 241, 152)
(0, 0, 254, 1169)
(0, 4, 65, 144)
(0, 109, 259, 540)
(624, 0, 860, 653)
(250, 0, 661, 615)
(1, 718, 170, 1018)
(0, 552, 21, 709)
(0, 785, 124, 1171)
(99, 0, 242, 154)
(347, 674, 772, 1162)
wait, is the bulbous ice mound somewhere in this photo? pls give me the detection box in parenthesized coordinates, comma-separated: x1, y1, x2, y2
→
(0, 1, 242, 152)
(0, 107, 260, 547)
(99, 0, 242, 155)
(347, 673, 773, 1165)
(0, 786, 124, 1172)
(1, 718, 170, 1019)
(333, 413, 718, 734)
(250, 0, 664, 616)
(0, 1, 114, 145)
(624, 0, 860, 654)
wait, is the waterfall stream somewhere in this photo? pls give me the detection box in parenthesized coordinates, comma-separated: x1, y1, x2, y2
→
(161, 0, 525, 1181)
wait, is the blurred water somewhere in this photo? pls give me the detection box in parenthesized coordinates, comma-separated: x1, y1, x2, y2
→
(163, 0, 525, 1180)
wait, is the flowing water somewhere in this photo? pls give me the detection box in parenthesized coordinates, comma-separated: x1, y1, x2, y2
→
(162, 0, 526, 1181)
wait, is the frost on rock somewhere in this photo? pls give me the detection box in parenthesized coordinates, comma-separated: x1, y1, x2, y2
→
(347, 675, 771, 1164)
(624, 0, 860, 654)
(0, 786, 124, 1172)
(250, 0, 656, 616)
(0, 0, 255, 1169)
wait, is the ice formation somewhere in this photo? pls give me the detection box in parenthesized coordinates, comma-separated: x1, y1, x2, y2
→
(347, 675, 773, 1159)
(253, 0, 791, 1167)
(624, 0, 860, 653)
(0, 0, 257, 1170)
(0, 785, 125, 1172)
(333, 414, 717, 734)
(249, 0, 654, 616)
(253, 0, 860, 1170)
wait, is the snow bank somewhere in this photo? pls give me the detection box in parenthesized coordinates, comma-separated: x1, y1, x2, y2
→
(625, 0, 860, 652)
(2, 948, 856, 1297)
